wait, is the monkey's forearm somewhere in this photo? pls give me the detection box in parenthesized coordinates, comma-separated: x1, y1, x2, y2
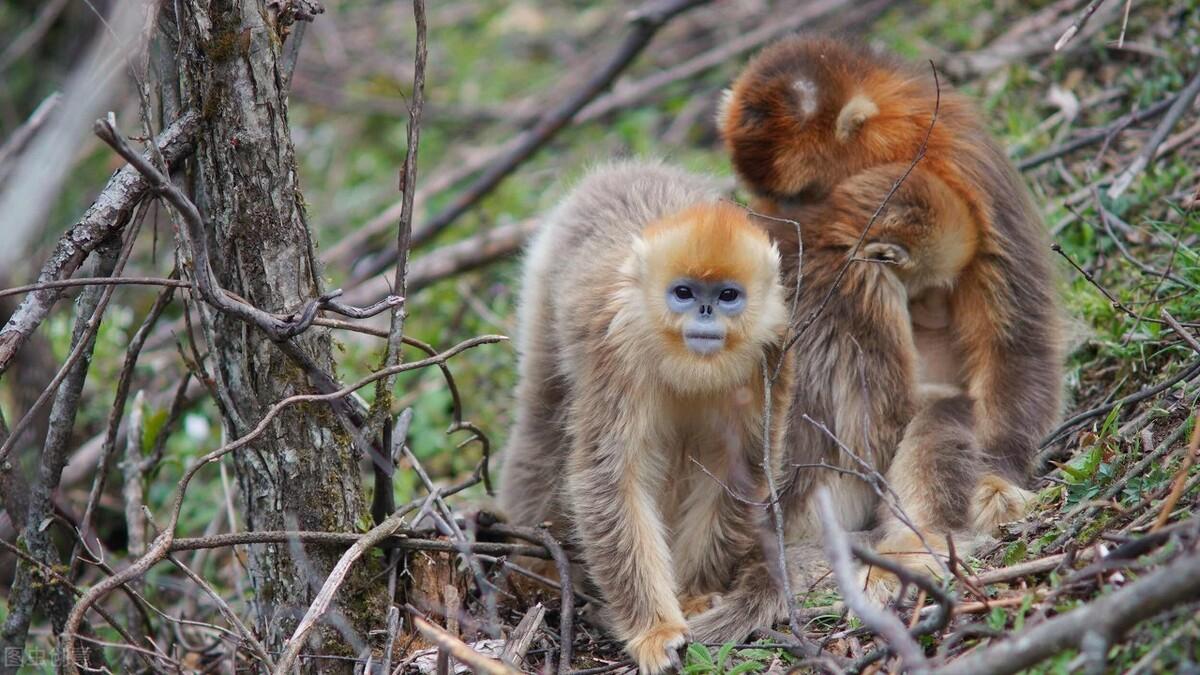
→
(567, 439, 685, 641)
(955, 269, 1062, 484)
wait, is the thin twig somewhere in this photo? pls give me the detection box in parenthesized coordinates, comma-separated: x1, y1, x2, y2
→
(1016, 94, 1177, 171)
(366, 0, 427, 508)
(0, 110, 197, 376)
(1163, 309, 1200, 357)
(351, 0, 709, 281)
(59, 335, 505, 674)
(1108, 67, 1200, 198)
(0, 275, 189, 299)
(1054, 0, 1109, 51)
(92, 115, 402, 342)
(1039, 358, 1200, 450)
(1151, 408, 1200, 532)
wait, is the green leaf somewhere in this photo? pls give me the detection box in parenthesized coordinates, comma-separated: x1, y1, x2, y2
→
(1013, 593, 1036, 631)
(986, 606, 1007, 631)
(716, 642, 735, 671)
(1057, 462, 1089, 482)
(1003, 540, 1027, 567)
(141, 407, 170, 455)
(1099, 402, 1124, 438)
(725, 661, 765, 674)
(686, 643, 713, 667)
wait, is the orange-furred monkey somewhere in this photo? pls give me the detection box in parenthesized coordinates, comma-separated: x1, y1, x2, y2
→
(687, 36, 1063, 639)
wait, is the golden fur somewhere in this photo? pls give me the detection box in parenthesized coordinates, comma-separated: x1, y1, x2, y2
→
(499, 160, 793, 672)
(684, 36, 1065, 637)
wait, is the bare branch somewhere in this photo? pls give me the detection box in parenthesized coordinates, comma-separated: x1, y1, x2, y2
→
(1054, 0, 1109, 51)
(410, 613, 520, 675)
(91, 116, 402, 342)
(366, 0, 428, 522)
(59, 334, 505, 674)
(934, 547, 1200, 675)
(349, 0, 709, 284)
(0, 110, 197, 376)
(816, 488, 928, 672)
(1107, 67, 1200, 198)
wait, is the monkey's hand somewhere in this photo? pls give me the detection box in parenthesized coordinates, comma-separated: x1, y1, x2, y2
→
(626, 621, 689, 674)
(858, 530, 948, 605)
(678, 593, 720, 617)
(970, 474, 1035, 536)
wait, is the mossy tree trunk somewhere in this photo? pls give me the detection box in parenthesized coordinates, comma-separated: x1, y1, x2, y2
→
(166, 1, 385, 667)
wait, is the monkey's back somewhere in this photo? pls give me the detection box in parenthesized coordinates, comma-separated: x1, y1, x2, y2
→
(499, 159, 725, 531)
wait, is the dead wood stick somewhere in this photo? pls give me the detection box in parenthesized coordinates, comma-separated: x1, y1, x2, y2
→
(273, 505, 413, 673)
(344, 219, 538, 306)
(934, 548, 1200, 675)
(1163, 309, 1200, 357)
(1107, 66, 1200, 198)
(487, 523, 575, 672)
(1055, 0, 1109, 51)
(816, 488, 927, 672)
(500, 603, 545, 666)
(1016, 94, 1177, 171)
(968, 549, 1095, 586)
(411, 614, 520, 675)
(166, 530, 546, 557)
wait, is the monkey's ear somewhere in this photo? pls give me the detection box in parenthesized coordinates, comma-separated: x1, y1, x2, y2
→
(835, 94, 879, 142)
(715, 88, 734, 132)
(861, 241, 910, 266)
(625, 235, 651, 278)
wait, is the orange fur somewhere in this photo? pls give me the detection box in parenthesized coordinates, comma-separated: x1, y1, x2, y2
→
(720, 35, 1064, 488)
(625, 201, 786, 397)
(643, 201, 773, 283)
(686, 37, 1064, 635)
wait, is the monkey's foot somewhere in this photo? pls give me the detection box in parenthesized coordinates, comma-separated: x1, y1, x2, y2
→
(687, 592, 778, 645)
(678, 593, 719, 617)
(858, 531, 947, 605)
(626, 621, 689, 674)
(970, 474, 1035, 535)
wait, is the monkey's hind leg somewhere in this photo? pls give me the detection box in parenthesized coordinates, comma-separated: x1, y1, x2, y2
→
(863, 389, 983, 602)
(685, 540, 788, 644)
(970, 473, 1036, 535)
(498, 334, 571, 529)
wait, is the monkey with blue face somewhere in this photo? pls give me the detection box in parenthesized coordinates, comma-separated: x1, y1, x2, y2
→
(499, 160, 793, 673)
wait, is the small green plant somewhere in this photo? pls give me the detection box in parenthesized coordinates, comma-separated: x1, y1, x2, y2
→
(683, 642, 767, 674)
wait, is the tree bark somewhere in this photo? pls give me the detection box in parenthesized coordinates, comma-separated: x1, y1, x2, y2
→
(170, 1, 384, 667)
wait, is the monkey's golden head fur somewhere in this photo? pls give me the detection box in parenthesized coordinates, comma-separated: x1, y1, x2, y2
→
(718, 36, 980, 204)
(614, 201, 787, 397)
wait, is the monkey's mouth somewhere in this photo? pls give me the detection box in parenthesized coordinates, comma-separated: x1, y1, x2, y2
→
(683, 329, 726, 355)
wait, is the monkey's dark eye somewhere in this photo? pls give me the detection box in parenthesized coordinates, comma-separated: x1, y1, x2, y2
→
(673, 286, 694, 300)
(718, 288, 740, 302)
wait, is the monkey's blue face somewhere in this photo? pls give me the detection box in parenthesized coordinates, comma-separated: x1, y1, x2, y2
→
(665, 278, 747, 355)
